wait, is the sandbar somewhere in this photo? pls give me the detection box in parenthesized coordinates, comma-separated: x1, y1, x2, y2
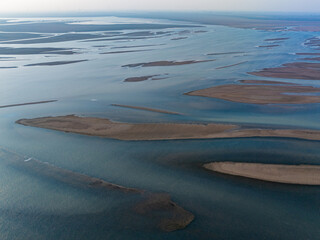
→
(124, 74, 168, 82)
(171, 37, 188, 41)
(264, 37, 289, 41)
(258, 45, 280, 48)
(204, 162, 320, 185)
(239, 80, 295, 85)
(25, 60, 87, 67)
(112, 104, 181, 115)
(100, 49, 151, 54)
(216, 61, 248, 69)
(302, 57, 320, 61)
(0, 100, 57, 109)
(249, 62, 320, 80)
(0, 66, 17, 69)
(122, 60, 214, 68)
(186, 84, 320, 104)
(16, 115, 320, 141)
(296, 53, 320, 56)
(207, 52, 245, 56)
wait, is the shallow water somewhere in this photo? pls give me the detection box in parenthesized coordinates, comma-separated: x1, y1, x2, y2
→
(0, 15, 319, 239)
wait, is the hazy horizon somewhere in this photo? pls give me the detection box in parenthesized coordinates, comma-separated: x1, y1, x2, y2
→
(1, 0, 320, 14)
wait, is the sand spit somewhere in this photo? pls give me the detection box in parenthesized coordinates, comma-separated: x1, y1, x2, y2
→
(0, 148, 194, 232)
(112, 104, 181, 115)
(204, 162, 320, 185)
(239, 80, 296, 85)
(16, 115, 320, 141)
(249, 62, 320, 80)
(25, 60, 87, 67)
(0, 100, 57, 109)
(122, 60, 214, 68)
(216, 61, 248, 69)
(186, 84, 320, 104)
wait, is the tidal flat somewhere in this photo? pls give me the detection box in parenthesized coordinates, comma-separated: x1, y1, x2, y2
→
(1, 14, 320, 240)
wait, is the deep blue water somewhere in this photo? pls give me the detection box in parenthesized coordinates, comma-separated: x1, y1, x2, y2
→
(0, 15, 319, 240)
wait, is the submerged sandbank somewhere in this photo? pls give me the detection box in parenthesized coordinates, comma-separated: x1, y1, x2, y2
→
(0, 148, 194, 232)
(16, 115, 320, 141)
(185, 84, 320, 104)
(204, 162, 320, 185)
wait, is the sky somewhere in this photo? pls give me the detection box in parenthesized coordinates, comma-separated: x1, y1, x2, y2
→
(0, 0, 320, 13)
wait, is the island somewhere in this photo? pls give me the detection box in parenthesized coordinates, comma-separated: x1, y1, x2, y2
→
(249, 62, 320, 80)
(185, 84, 320, 104)
(16, 115, 320, 141)
(204, 162, 320, 185)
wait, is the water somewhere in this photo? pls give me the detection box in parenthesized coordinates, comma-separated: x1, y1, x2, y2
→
(0, 15, 319, 239)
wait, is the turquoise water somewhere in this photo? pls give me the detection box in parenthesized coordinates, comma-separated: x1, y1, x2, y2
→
(0, 16, 320, 239)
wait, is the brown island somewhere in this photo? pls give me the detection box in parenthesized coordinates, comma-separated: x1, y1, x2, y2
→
(249, 62, 320, 80)
(16, 115, 320, 141)
(185, 83, 320, 104)
(204, 162, 320, 185)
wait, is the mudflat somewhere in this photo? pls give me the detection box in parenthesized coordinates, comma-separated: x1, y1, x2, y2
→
(185, 84, 320, 104)
(204, 162, 320, 185)
(16, 115, 320, 141)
